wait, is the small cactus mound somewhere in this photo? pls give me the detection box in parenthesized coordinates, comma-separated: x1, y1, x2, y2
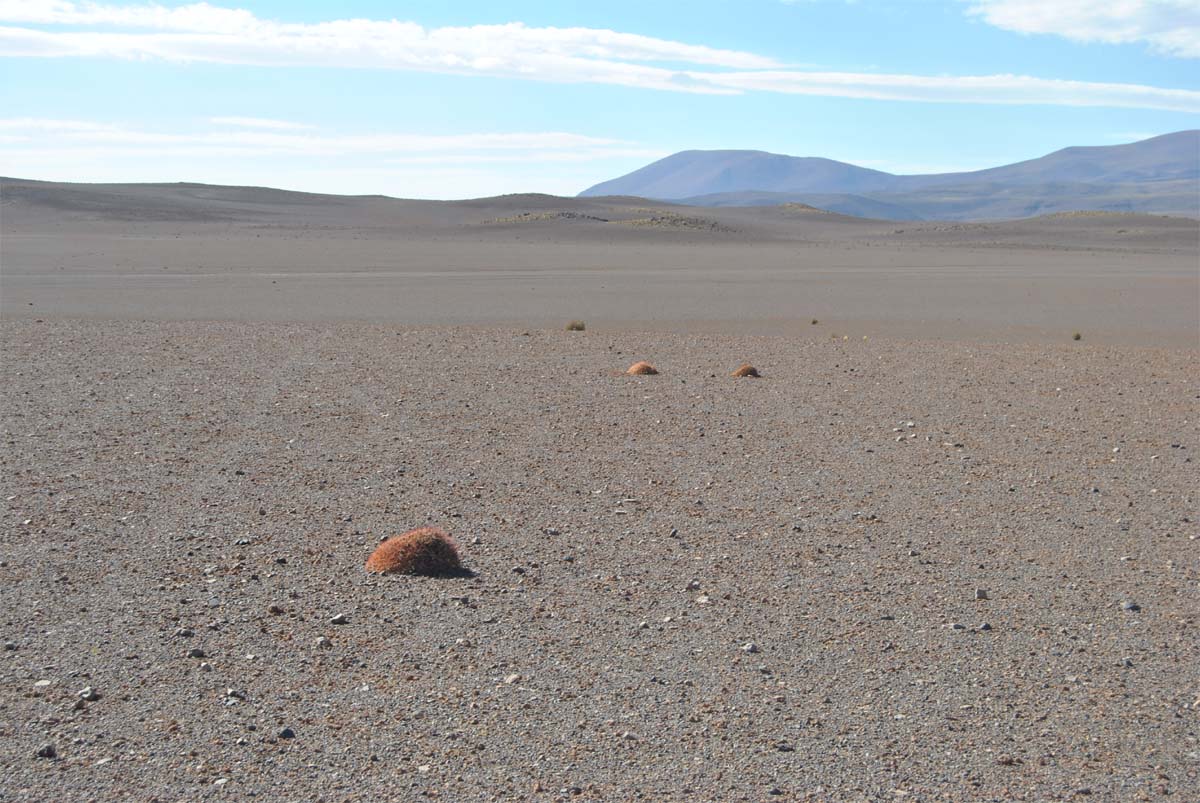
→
(626, 361, 658, 375)
(731, 364, 761, 378)
(565, 320, 586, 331)
(365, 527, 463, 576)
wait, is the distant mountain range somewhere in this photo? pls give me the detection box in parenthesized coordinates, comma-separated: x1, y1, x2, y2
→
(579, 131, 1199, 220)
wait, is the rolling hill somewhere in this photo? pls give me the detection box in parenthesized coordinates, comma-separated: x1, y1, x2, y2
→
(580, 131, 1199, 220)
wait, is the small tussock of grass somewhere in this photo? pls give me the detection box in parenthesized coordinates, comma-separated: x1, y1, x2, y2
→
(365, 527, 463, 577)
(811, 319, 819, 325)
(566, 320, 586, 331)
(731, 364, 761, 378)
(1073, 332, 1082, 341)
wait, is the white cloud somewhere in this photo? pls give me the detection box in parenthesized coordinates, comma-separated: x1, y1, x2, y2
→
(969, 0, 1200, 58)
(0, 117, 657, 196)
(0, 1, 1197, 110)
(209, 116, 313, 130)
(0, 117, 636, 157)
(0, 116, 121, 131)
(705, 70, 1200, 112)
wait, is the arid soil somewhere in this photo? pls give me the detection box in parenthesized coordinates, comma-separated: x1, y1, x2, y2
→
(1, 320, 1197, 802)
(2, 180, 1197, 346)
(1, 181, 1197, 800)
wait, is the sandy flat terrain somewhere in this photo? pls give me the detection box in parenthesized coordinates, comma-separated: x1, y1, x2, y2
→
(1, 181, 1198, 801)
(2, 321, 1198, 801)
(1, 180, 1197, 346)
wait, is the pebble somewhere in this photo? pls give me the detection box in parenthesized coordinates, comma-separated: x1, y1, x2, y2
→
(187, 648, 206, 658)
(78, 686, 99, 701)
(330, 613, 348, 625)
(980, 622, 992, 631)
(741, 642, 759, 654)
(686, 580, 701, 591)
(278, 727, 295, 739)
(3, 641, 15, 651)
(1121, 601, 1141, 612)
(174, 628, 194, 638)
(974, 588, 989, 600)
(504, 673, 522, 684)
(36, 743, 56, 759)
(200, 662, 213, 672)
(950, 623, 966, 630)
(316, 636, 332, 649)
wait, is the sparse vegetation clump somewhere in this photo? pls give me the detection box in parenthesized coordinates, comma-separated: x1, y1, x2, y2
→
(731, 364, 761, 378)
(365, 527, 463, 576)
(811, 319, 819, 325)
(626, 361, 659, 375)
(1073, 332, 1082, 341)
(566, 320, 586, 331)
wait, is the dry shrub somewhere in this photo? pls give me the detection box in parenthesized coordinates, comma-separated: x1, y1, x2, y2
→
(365, 527, 463, 576)
(566, 320, 586, 331)
(626, 361, 659, 375)
(731, 364, 761, 378)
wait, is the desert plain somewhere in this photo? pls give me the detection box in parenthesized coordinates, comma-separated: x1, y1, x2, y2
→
(0, 179, 1198, 801)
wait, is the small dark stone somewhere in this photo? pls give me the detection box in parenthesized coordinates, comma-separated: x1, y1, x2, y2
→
(187, 648, 206, 658)
(36, 743, 56, 759)
(278, 727, 295, 740)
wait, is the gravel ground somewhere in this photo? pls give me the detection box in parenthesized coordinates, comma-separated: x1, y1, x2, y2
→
(1, 320, 1197, 802)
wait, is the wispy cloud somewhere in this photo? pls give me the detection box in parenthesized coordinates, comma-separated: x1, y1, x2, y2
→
(0, 1, 1197, 110)
(209, 116, 314, 130)
(968, 0, 1200, 58)
(0, 117, 639, 158)
(705, 70, 1200, 112)
(0, 116, 660, 196)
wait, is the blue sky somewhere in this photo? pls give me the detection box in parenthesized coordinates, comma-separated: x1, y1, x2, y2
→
(1, 0, 1197, 197)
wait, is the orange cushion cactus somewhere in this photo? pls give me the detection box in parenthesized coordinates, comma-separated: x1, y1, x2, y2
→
(731, 364, 761, 378)
(626, 361, 658, 375)
(365, 527, 463, 576)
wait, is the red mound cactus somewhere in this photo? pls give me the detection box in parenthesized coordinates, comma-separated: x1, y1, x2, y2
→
(731, 364, 761, 378)
(365, 527, 463, 576)
(626, 361, 659, 375)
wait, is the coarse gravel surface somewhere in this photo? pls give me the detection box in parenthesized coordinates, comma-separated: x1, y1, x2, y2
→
(1, 320, 1197, 802)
